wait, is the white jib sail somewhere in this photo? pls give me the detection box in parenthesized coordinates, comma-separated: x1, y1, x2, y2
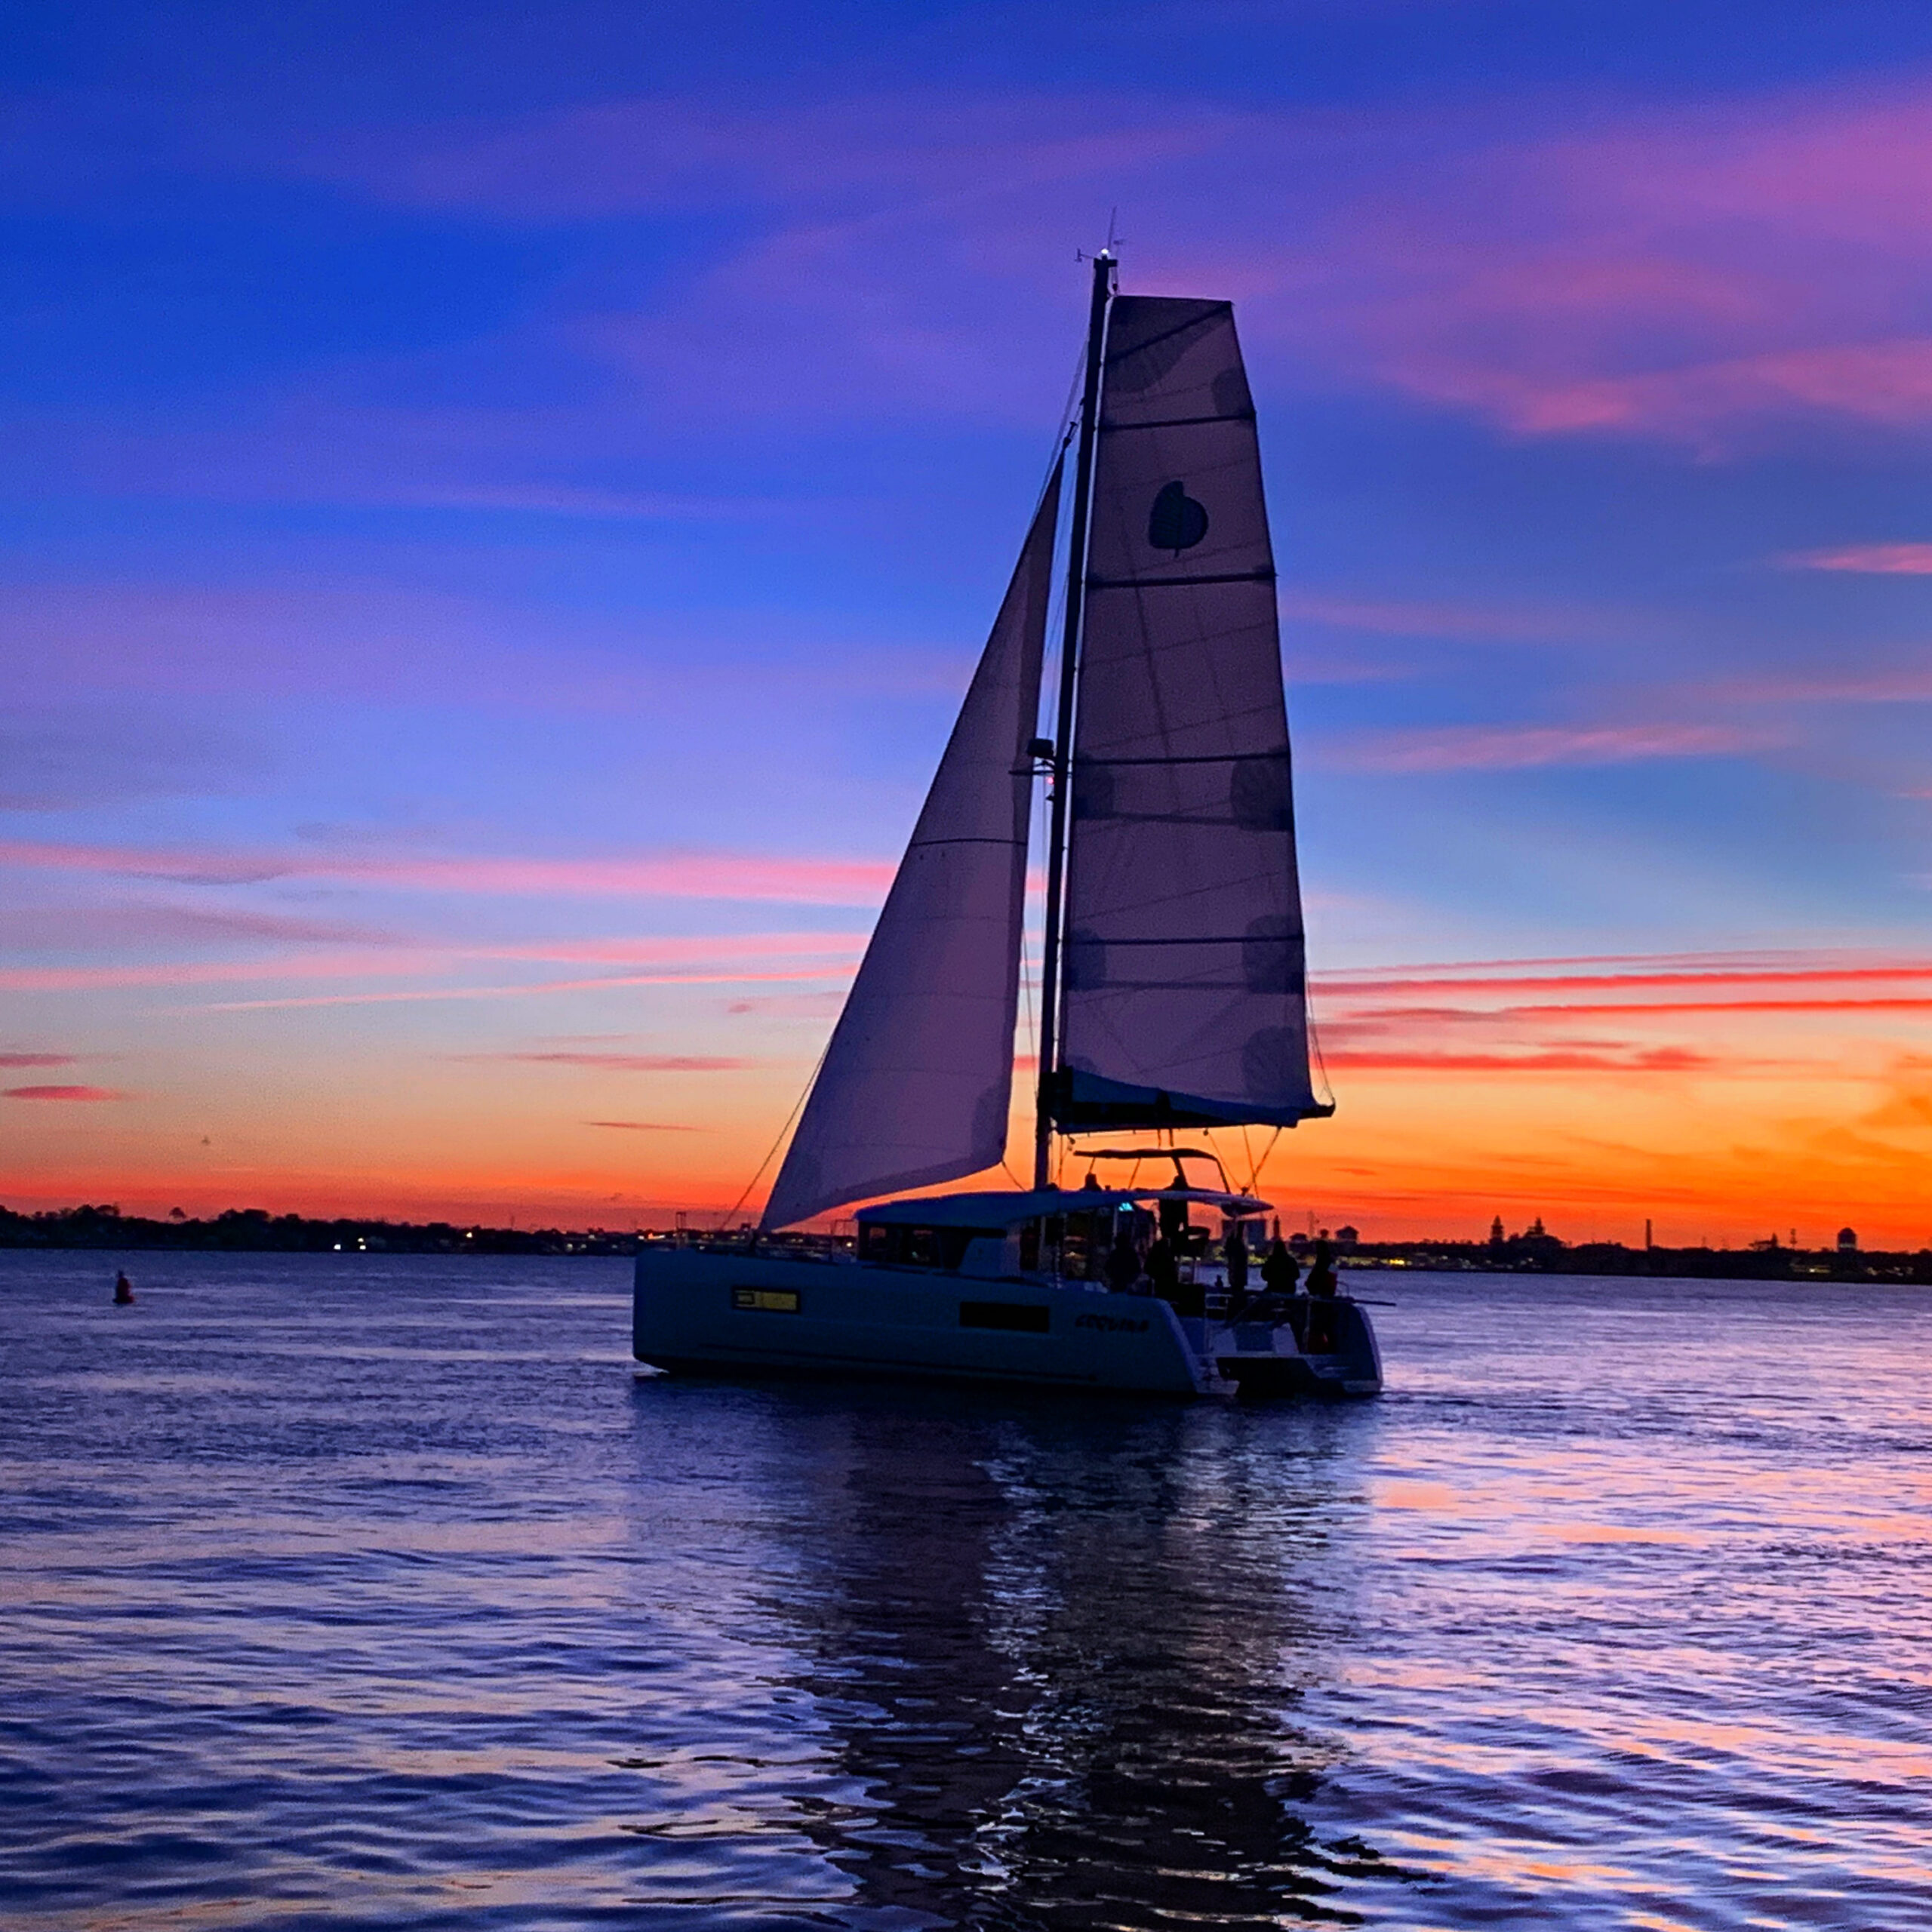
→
(760, 465, 1061, 1229)
(1057, 297, 1324, 1130)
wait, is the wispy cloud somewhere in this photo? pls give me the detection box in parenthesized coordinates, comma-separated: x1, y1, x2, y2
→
(1378, 339, 1932, 446)
(1315, 956, 1932, 998)
(0, 1051, 75, 1068)
(1504, 995, 1932, 1019)
(485, 1052, 755, 1072)
(195, 968, 844, 1013)
(0, 904, 398, 953)
(0, 931, 865, 997)
(1306, 949, 1932, 1087)
(1783, 542, 1932, 574)
(1279, 588, 1641, 648)
(322, 72, 1932, 451)
(0, 837, 894, 905)
(1326, 721, 1778, 773)
(586, 1119, 709, 1132)
(2, 1084, 128, 1101)
(1321, 1048, 1715, 1074)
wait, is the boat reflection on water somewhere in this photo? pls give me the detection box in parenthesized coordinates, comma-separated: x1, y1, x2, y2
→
(746, 1386, 1397, 1927)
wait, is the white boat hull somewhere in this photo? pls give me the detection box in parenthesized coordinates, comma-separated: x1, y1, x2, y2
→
(632, 1247, 1381, 1398)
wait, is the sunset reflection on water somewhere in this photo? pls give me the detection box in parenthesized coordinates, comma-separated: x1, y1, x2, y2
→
(2, 1254, 1927, 1927)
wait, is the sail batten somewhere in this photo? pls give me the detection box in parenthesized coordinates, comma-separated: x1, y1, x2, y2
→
(1052, 294, 1327, 1134)
(759, 466, 1061, 1230)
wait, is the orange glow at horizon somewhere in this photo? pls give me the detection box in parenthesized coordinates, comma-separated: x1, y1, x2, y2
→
(7, 943, 1930, 1249)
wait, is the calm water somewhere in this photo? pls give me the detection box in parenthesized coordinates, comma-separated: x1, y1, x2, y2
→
(1, 1253, 1927, 1929)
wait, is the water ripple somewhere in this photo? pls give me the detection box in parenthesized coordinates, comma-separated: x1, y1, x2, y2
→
(2, 1252, 1927, 1927)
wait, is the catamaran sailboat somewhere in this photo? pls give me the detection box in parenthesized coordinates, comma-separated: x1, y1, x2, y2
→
(632, 254, 1382, 1398)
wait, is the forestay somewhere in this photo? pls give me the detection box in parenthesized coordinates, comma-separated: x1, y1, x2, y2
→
(1055, 297, 1327, 1130)
(761, 466, 1061, 1229)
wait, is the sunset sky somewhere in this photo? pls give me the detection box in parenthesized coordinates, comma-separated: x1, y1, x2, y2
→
(7, 1, 1932, 1244)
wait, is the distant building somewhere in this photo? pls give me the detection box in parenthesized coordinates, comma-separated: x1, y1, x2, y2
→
(1489, 1215, 1506, 1246)
(1838, 1226, 1858, 1251)
(1334, 1225, 1358, 1251)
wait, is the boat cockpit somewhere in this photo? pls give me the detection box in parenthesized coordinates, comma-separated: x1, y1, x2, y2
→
(854, 1148, 1275, 1302)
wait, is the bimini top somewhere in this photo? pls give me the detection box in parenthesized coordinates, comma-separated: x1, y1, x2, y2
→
(855, 1185, 1271, 1231)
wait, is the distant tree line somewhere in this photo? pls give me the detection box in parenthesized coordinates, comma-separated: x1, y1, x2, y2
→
(0, 1202, 638, 1257)
(5, 1201, 1928, 1281)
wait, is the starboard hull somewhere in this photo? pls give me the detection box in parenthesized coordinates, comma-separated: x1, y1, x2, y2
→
(632, 1248, 1381, 1399)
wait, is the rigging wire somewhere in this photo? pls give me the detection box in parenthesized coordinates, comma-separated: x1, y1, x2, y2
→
(1306, 983, 1337, 1111)
(718, 1038, 829, 1232)
(1250, 1125, 1284, 1204)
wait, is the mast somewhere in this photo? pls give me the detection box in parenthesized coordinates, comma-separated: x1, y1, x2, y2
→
(1034, 248, 1114, 1189)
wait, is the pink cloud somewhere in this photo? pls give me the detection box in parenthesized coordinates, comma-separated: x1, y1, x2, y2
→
(0, 837, 894, 905)
(2, 1084, 128, 1101)
(491, 1053, 753, 1072)
(547, 74, 1932, 445)
(0, 952, 430, 994)
(0, 904, 396, 952)
(193, 968, 850, 1013)
(1706, 667, 1932, 705)
(28, 72, 1932, 527)
(1321, 1048, 1713, 1074)
(1785, 543, 1932, 574)
(306, 94, 1205, 225)
(1327, 721, 1778, 773)
(27, 62, 1932, 520)
(1304, 951, 1932, 1070)
(1316, 958, 1932, 1001)
(0, 1051, 75, 1067)
(1278, 588, 1629, 647)
(1371, 338, 1932, 445)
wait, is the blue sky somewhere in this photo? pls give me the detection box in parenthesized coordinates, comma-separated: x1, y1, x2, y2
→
(6, 1, 1932, 1236)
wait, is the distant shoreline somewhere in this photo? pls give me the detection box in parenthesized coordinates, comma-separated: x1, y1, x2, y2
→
(5, 1203, 1929, 1282)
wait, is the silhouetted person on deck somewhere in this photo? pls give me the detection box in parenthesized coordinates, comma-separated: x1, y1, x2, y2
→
(1107, 1226, 1144, 1294)
(1222, 1224, 1250, 1317)
(1224, 1226, 1250, 1289)
(1146, 1233, 1180, 1302)
(1304, 1238, 1339, 1351)
(1261, 1237, 1299, 1299)
(1305, 1238, 1337, 1297)
(113, 1270, 134, 1306)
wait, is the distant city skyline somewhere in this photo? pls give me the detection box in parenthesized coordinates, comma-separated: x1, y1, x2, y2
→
(6, 2, 1932, 1242)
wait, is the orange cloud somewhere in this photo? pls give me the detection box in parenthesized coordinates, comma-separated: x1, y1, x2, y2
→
(1318, 1048, 1714, 1073)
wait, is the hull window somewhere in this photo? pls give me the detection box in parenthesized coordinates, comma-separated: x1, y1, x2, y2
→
(732, 1287, 801, 1313)
(860, 1224, 1008, 1270)
(959, 1300, 1051, 1334)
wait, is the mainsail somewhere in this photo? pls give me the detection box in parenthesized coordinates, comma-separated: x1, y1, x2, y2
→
(760, 466, 1061, 1229)
(1053, 296, 1327, 1130)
